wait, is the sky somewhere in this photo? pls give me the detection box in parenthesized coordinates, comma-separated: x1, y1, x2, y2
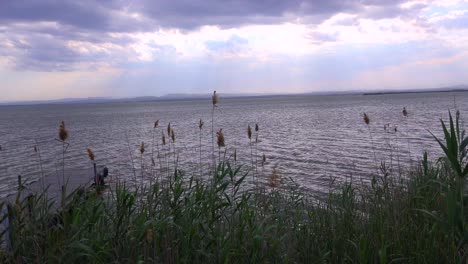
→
(1, 0, 468, 101)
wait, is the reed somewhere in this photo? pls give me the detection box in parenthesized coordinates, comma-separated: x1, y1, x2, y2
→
(87, 147, 97, 185)
(363, 113, 378, 173)
(247, 124, 255, 183)
(58, 121, 69, 207)
(140, 142, 145, 180)
(216, 128, 225, 163)
(402, 106, 413, 163)
(199, 119, 204, 178)
(34, 140, 45, 191)
(211, 91, 218, 167)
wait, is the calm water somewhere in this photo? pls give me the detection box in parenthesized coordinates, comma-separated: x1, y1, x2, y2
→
(0, 92, 467, 198)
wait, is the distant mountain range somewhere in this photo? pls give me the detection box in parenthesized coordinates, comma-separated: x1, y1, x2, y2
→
(1, 86, 467, 106)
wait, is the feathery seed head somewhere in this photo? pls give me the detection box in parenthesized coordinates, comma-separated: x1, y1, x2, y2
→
(247, 125, 252, 140)
(269, 167, 281, 188)
(234, 149, 237, 162)
(140, 142, 145, 154)
(363, 113, 370, 125)
(87, 148, 95, 161)
(170, 129, 175, 143)
(402, 107, 408, 117)
(212, 90, 218, 107)
(154, 120, 159, 128)
(255, 123, 259, 132)
(262, 153, 266, 165)
(34, 145, 38, 153)
(146, 228, 153, 243)
(167, 123, 171, 135)
(216, 129, 225, 147)
(59, 121, 69, 141)
(199, 119, 204, 130)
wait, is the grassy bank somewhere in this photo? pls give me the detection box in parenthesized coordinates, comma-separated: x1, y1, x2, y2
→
(0, 99, 467, 263)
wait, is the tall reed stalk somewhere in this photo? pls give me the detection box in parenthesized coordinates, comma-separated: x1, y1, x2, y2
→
(211, 91, 218, 169)
(125, 132, 138, 185)
(199, 119, 204, 178)
(255, 124, 259, 175)
(58, 121, 69, 207)
(402, 107, 412, 164)
(140, 142, 145, 181)
(247, 124, 254, 183)
(33, 141, 45, 191)
(363, 113, 378, 173)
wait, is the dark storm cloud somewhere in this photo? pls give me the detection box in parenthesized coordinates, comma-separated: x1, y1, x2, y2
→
(131, 0, 425, 29)
(0, 0, 421, 31)
(0, 0, 426, 71)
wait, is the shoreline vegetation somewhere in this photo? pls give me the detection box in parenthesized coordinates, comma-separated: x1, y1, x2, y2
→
(0, 92, 467, 263)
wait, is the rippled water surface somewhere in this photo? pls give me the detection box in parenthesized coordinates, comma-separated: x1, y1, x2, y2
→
(1, 92, 467, 198)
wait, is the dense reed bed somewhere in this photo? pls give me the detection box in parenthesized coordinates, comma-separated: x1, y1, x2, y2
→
(0, 93, 467, 263)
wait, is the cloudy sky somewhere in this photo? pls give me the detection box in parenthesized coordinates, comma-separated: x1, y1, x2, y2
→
(1, 0, 467, 101)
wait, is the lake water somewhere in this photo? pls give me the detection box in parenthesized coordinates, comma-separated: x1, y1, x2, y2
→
(0, 92, 467, 199)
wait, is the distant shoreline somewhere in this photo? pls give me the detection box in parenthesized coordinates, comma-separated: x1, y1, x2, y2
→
(363, 89, 468, 96)
(1, 87, 468, 106)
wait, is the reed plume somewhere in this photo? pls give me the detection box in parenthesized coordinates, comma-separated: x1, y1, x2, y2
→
(59, 121, 69, 142)
(268, 167, 281, 188)
(402, 107, 408, 117)
(212, 90, 218, 107)
(199, 119, 204, 130)
(86, 148, 95, 161)
(216, 128, 225, 163)
(255, 124, 259, 132)
(363, 113, 370, 125)
(216, 129, 225, 147)
(140, 142, 145, 154)
(167, 123, 171, 136)
(247, 125, 252, 140)
(154, 120, 159, 128)
(170, 129, 175, 143)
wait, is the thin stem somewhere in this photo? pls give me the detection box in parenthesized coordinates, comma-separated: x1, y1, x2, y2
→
(212, 107, 215, 169)
(125, 132, 137, 185)
(250, 138, 254, 184)
(199, 129, 203, 178)
(367, 126, 378, 174)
